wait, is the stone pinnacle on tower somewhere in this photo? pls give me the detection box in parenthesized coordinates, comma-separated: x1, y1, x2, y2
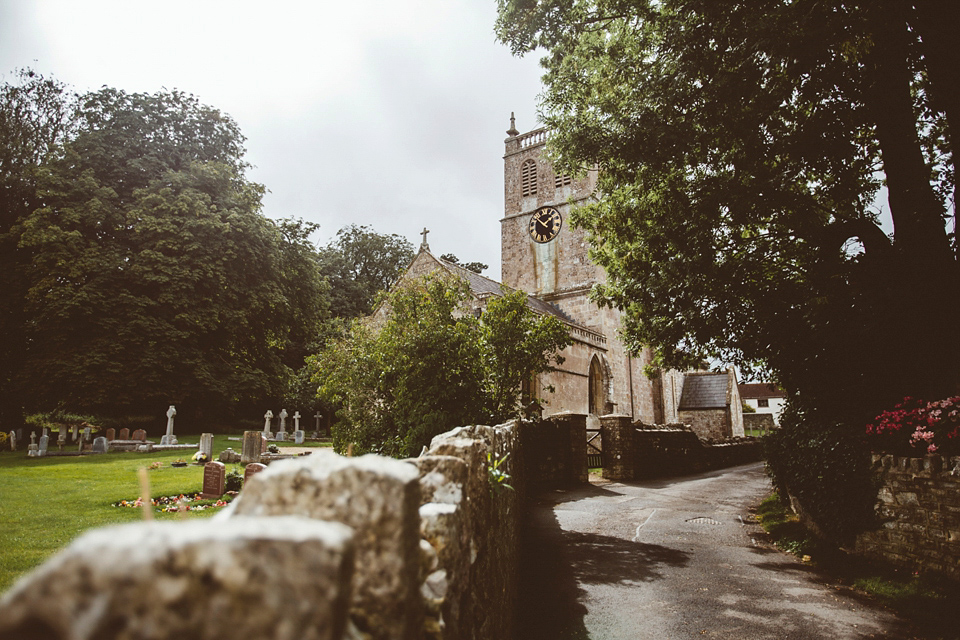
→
(506, 112, 519, 137)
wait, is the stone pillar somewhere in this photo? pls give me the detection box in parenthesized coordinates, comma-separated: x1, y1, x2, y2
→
(600, 415, 636, 481)
(241, 431, 262, 466)
(555, 413, 588, 484)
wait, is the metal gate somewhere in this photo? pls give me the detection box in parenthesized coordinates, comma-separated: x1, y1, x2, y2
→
(586, 428, 603, 469)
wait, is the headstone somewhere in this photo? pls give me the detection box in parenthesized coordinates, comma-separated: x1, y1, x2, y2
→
(201, 461, 226, 499)
(263, 410, 273, 436)
(57, 430, 66, 446)
(132, 429, 146, 442)
(293, 411, 301, 431)
(38, 434, 49, 456)
(92, 437, 108, 454)
(219, 448, 241, 464)
(314, 412, 322, 435)
(241, 431, 262, 465)
(278, 409, 288, 436)
(275, 431, 286, 442)
(262, 435, 269, 453)
(82, 427, 91, 442)
(161, 406, 177, 445)
(118, 427, 130, 440)
(70, 426, 78, 442)
(8, 431, 16, 452)
(199, 433, 214, 458)
(105, 428, 116, 441)
(28, 432, 39, 457)
(294, 430, 305, 445)
(243, 462, 267, 483)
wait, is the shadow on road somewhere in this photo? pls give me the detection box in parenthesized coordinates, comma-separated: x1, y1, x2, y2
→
(517, 492, 690, 640)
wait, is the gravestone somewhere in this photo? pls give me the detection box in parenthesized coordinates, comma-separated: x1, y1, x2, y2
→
(277, 409, 288, 438)
(118, 427, 130, 440)
(28, 432, 39, 457)
(294, 430, 305, 445)
(105, 428, 115, 441)
(243, 462, 267, 483)
(262, 410, 273, 437)
(262, 435, 269, 454)
(219, 448, 241, 464)
(201, 461, 225, 499)
(38, 434, 49, 456)
(275, 431, 286, 442)
(293, 411, 301, 431)
(160, 406, 177, 445)
(8, 431, 16, 452)
(314, 412, 322, 438)
(241, 431, 262, 466)
(70, 426, 77, 442)
(57, 430, 66, 450)
(132, 429, 146, 442)
(199, 433, 214, 459)
(82, 427, 91, 443)
(92, 437, 108, 454)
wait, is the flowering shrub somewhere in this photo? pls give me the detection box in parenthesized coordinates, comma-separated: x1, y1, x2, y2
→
(865, 396, 960, 456)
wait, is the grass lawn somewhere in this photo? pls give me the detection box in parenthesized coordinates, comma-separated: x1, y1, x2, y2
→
(0, 433, 332, 593)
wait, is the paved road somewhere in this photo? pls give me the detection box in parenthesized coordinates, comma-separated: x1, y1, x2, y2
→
(518, 462, 914, 640)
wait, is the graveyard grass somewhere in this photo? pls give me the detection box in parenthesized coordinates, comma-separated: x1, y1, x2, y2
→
(0, 434, 331, 593)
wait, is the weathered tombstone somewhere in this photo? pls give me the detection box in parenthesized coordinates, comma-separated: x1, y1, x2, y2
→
(82, 427, 91, 442)
(275, 430, 286, 442)
(294, 430, 305, 445)
(199, 433, 214, 459)
(244, 462, 267, 483)
(28, 432, 39, 457)
(92, 436, 108, 454)
(262, 435, 269, 453)
(262, 410, 273, 437)
(118, 427, 130, 440)
(278, 409, 288, 437)
(8, 431, 16, 452)
(201, 461, 226, 499)
(105, 428, 116, 441)
(241, 431, 262, 466)
(293, 411, 301, 431)
(160, 406, 177, 445)
(132, 429, 146, 442)
(70, 425, 78, 442)
(38, 434, 49, 456)
(57, 429, 66, 450)
(219, 448, 241, 464)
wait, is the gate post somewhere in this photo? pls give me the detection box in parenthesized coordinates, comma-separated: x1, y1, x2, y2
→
(600, 415, 636, 481)
(553, 413, 588, 484)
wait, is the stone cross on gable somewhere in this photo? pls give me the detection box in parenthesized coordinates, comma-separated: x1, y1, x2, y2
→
(420, 227, 430, 251)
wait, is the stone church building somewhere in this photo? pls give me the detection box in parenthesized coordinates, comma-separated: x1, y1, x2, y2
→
(389, 117, 743, 438)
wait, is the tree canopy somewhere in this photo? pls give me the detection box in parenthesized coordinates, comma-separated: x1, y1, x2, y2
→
(313, 274, 570, 457)
(496, 0, 958, 425)
(2, 75, 328, 425)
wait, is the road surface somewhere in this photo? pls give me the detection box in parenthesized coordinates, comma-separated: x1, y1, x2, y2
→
(518, 462, 914, 639)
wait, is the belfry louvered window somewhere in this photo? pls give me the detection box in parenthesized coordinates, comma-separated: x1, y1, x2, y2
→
(554, 173, 572, 188)
(521, 159, 537, 197)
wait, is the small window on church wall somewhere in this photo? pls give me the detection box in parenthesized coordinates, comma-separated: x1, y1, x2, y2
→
(554, 174, 572, 188)
(521, 159, 537, 197)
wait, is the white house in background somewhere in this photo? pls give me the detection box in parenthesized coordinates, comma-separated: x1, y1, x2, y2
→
(739, 383, 786, 426)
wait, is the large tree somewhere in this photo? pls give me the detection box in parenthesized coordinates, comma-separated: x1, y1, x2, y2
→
(11, 86, 326, 422)
(496, 0, 957, 426)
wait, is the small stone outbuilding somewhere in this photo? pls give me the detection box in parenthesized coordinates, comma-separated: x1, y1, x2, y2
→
(677, 369, 745, 440)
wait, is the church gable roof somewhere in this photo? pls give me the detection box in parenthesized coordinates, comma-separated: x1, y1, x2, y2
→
(678, 372, 730, 410)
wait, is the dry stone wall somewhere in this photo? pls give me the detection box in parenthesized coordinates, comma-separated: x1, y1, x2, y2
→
(855, 454, 960, 579)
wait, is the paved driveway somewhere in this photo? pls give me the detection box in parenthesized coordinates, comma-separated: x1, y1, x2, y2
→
(518, 462, 914, 639)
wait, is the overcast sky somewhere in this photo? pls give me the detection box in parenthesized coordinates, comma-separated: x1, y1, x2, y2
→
(0, 0, 544, 277)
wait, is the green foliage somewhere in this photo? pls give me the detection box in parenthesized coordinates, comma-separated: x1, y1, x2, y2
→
(486, 451, 514, 494)
(764, 407, 878, 544)
(318, 225, 415, 319)
(314, 275, 571, 458)
(440, 253, 488, 274)
(224, 468, 244, 492)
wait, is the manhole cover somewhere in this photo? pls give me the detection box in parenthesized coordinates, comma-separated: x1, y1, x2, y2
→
(686, 517, 722, 525)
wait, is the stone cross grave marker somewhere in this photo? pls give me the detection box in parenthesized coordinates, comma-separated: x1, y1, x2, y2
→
(105, 428, 115, 441)
(243, 462, 267, 484)
(278, 409, 288, 434)
(118, 427, 130, 440)
(161, 406, 177, 445)
(293, 411, 301, 431)
(199, 433, 214, 459)
(201, 461, 226, 499)
(263, 410, 273, 436)
(57, 429, 65, 450)
(28, 432, 39, 457)
(241, 431, 262, 466)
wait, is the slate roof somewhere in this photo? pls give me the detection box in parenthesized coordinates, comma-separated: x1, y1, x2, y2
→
(738, 383, 784, 400)
(678, 373, 730, 410)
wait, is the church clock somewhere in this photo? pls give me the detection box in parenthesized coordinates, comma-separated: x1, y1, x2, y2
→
(528, 206, 562, 243)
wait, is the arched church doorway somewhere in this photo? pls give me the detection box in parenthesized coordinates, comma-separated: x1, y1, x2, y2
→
(588, 356, 605, 416)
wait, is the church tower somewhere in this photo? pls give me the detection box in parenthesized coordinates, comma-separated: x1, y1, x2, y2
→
(501, 116, 673, 423)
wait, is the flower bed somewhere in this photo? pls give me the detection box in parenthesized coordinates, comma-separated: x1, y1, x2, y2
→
(866, 396, 960, 456)
(112, 492, 231, 513)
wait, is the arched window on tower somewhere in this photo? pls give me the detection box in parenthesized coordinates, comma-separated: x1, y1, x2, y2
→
(521, 159, 537, 197)
(588, 356, 605, 416)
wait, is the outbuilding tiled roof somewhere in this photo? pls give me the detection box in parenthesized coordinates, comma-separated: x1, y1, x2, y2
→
(678, 373, 730, 410)
(738, 383, 784, 400)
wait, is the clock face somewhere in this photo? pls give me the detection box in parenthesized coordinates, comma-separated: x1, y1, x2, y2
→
(528, 207, 563, 243)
